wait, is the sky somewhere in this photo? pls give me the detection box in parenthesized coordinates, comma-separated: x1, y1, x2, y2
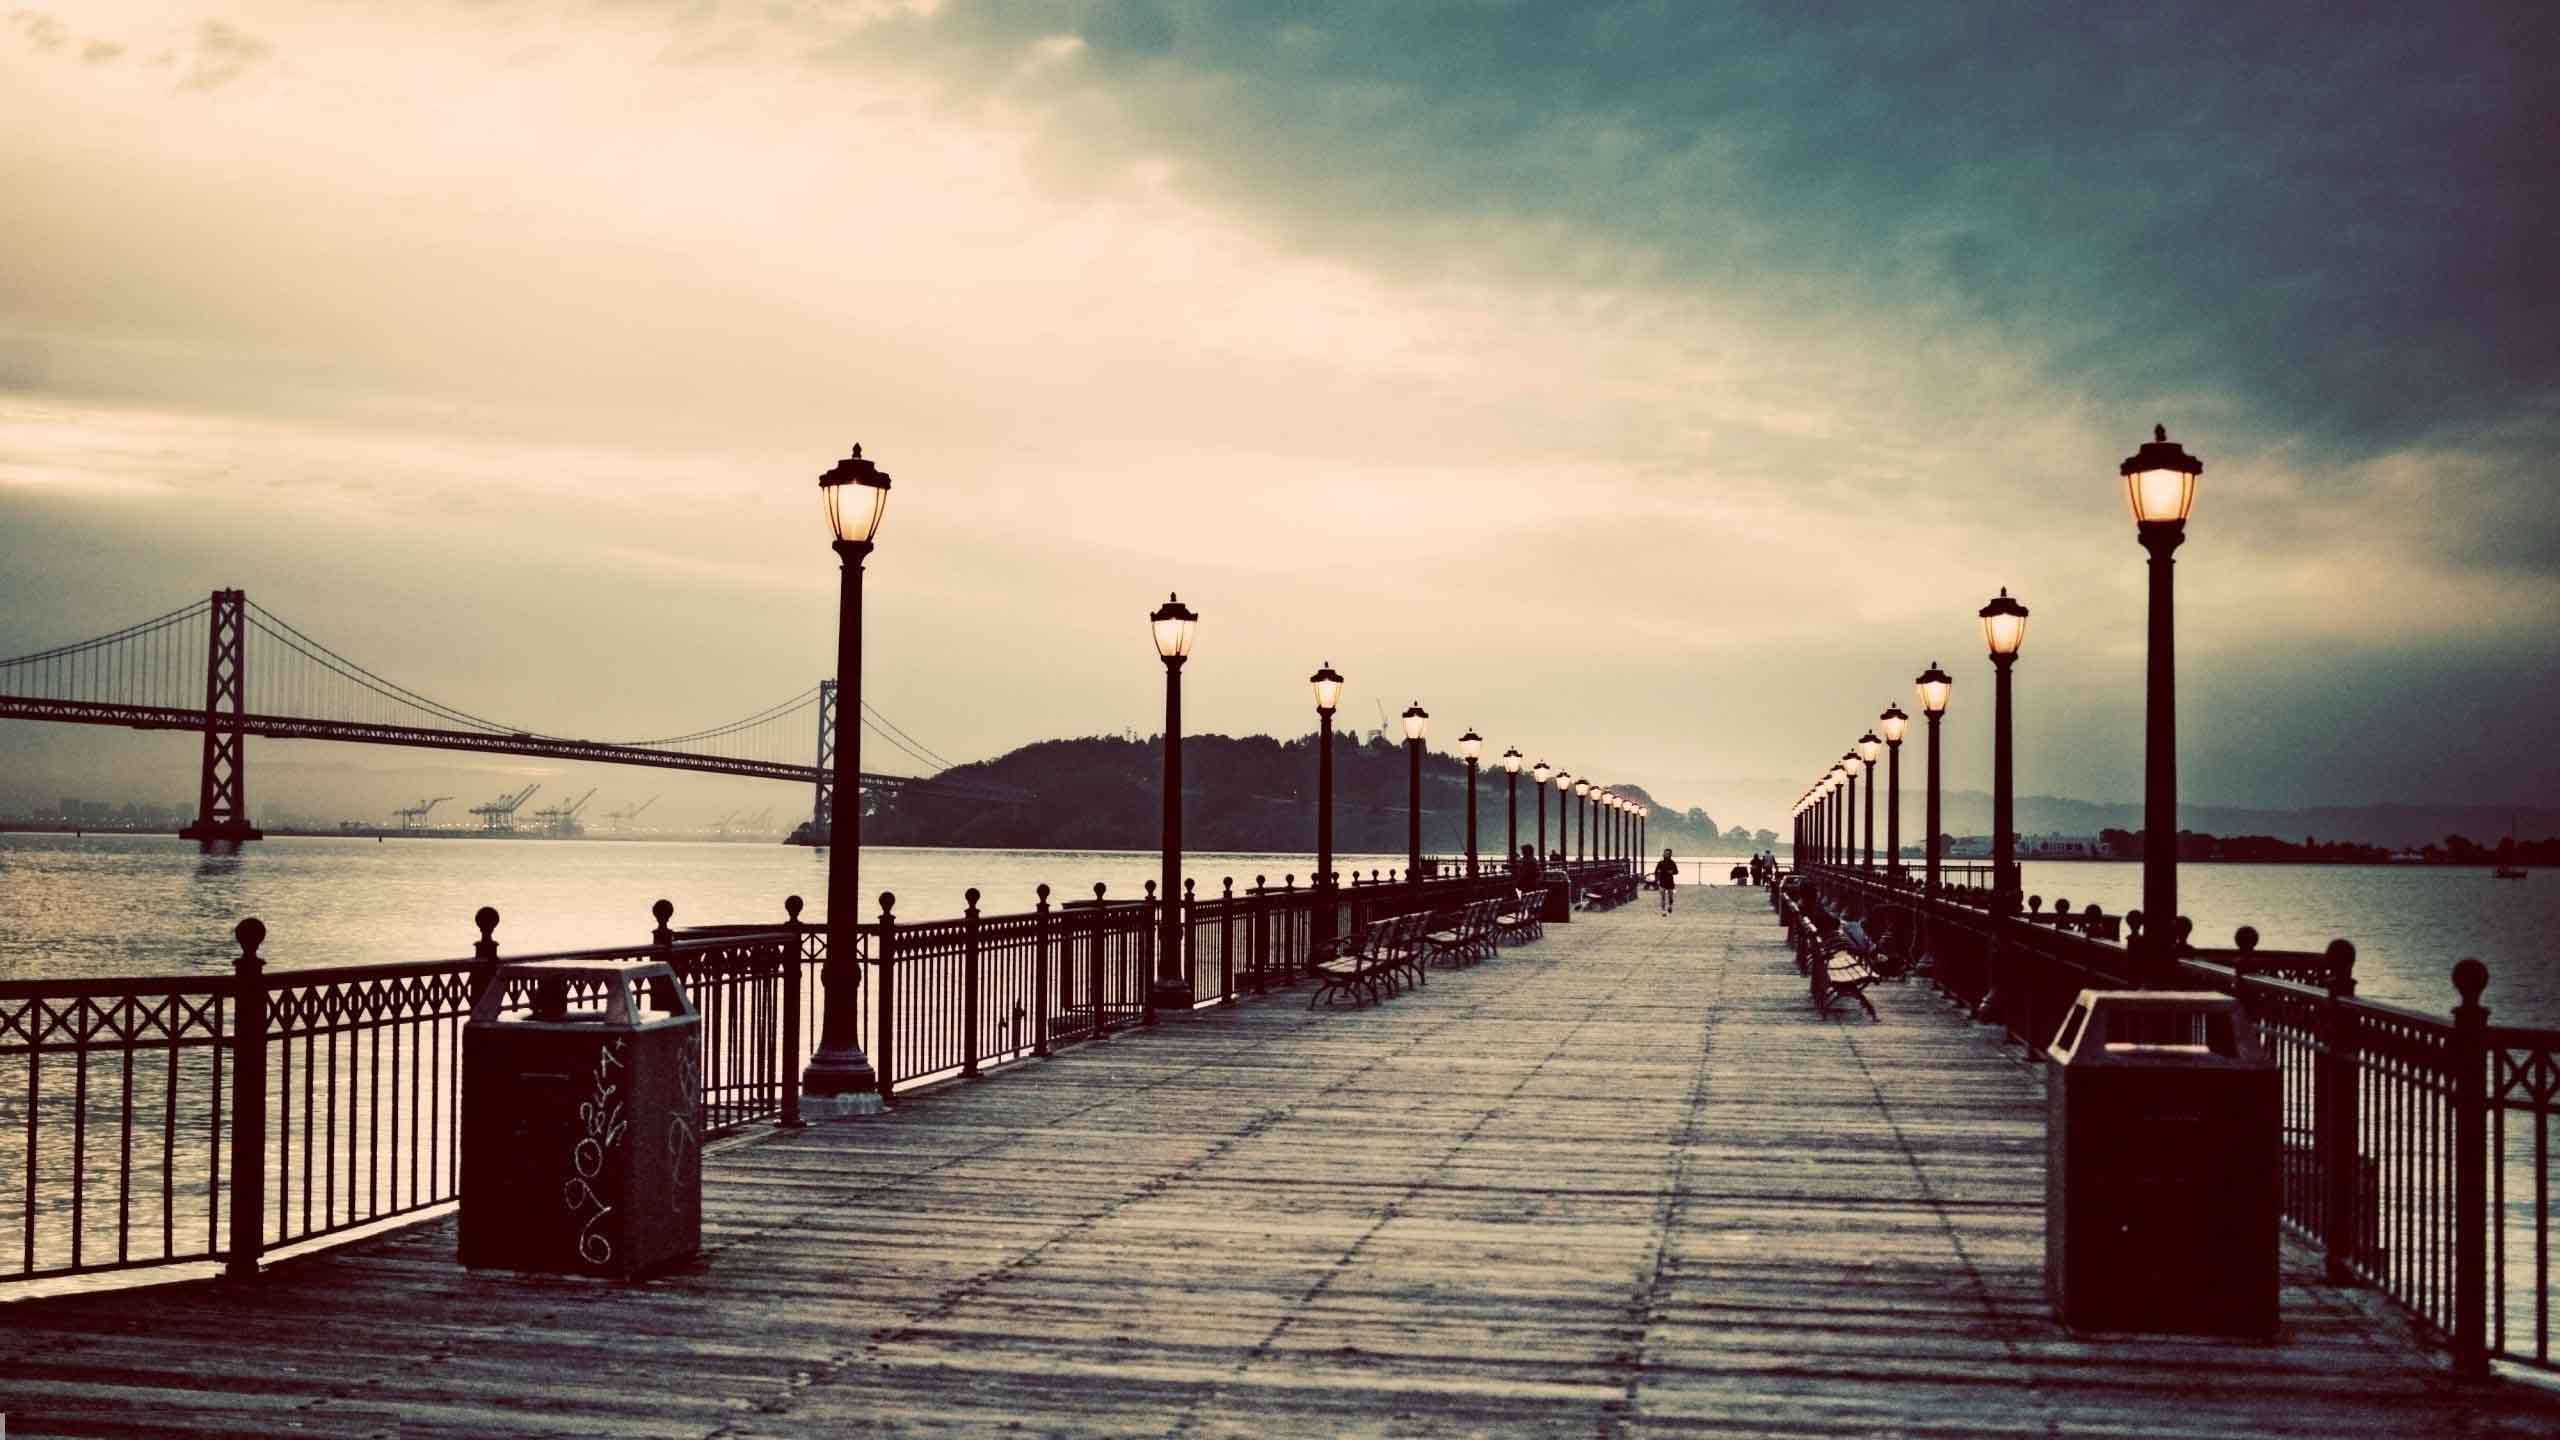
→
(2, 0, 2556, 834)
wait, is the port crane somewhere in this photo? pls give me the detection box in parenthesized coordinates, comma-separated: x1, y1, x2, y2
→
(468, 783, 541, 832)
(528, 787, 599, 838)
(601, 795, 657, 830)
(392, 796, 452, 828)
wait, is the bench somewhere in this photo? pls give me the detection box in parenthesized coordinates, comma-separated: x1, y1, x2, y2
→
(1308, 912, 1424, 1008)
(1494, 887, 1543, 944)
(1812, 944, 1881, 1020)
(1424, 898, 1499, 968)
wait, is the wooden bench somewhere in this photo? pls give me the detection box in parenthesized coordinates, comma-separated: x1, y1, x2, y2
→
(1308, 912, 1424, 1008)
(1812, 943, 1880, 1020)
(1494, 887, 1543, 945)
(1424, 899, 1499, 968)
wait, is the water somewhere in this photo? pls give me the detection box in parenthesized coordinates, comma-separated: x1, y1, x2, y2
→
(0, 836, 2552, 1025)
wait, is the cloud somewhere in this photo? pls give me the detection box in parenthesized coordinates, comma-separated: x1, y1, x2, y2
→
(178, 18, 272, 91)
(0, 1, 2553, 819)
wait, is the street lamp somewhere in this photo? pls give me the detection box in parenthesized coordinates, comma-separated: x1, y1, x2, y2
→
(1459, 728, 1484, 876)
(1150, 593, 1199, 1016)
(1533, 760, 1553, 863)
(1915, 663, 1952, 895)
(1842, 752, 1865, 878)
(1855, 731, 1883, 874)
(1827, 764, 1845, 870)
(1980, 587, 2029, 913)
(2124, 423, 2202, 977)
(1878, 705, 1908, 883)
(1310, 662, 1344, 937)
(807, 443, 891, 1113)
(1402, 701, 1429, 883)
(1573, 779, 1591, 864)
(1501, 746, 1522, 872)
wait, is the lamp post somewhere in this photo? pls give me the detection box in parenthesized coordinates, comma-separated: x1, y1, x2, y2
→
(1855, 731, 1883, 874)
(1552, 770, 1571, 864)
(1878, 705, 1908, 883)
(1915, 664, 1951, 894)
(1459, 729, 1483, 876)
(1842, 753, 1863, 879)
(1310, 663, 1344, 938)
(1150, 594, 1199, 1015)
(1402, 702, 1429, 883)
(1980, 588, 2029, 913)
(2124, 424, 2203, 979)
(1828, 766, 1845, 870)
(806, 443, 891, 1113)
(1574, 780, 1590, 863)
(1533, 760, 1552, 862)
(1501, 747, 1522, 870)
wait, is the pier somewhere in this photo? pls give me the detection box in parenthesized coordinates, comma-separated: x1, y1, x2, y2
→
(6, 890, 2553, 1437)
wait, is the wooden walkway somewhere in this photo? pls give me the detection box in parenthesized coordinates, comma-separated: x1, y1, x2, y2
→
(6, 890, 2558, 1437)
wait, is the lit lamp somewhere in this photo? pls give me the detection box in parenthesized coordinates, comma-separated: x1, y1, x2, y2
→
(1980, 587, 2029, 913)
(1402, 702, 1430, 883)
(1878, 705, 1909, 883)
(1458, 728, 1484, 877)
(1501, 746, 1523, 870)
(1573, 779, 1591, 864)
(2124, 425, 2201, 976)
(1533, 760, 1554, 863)
(1310, 663, 1345, 932)
(1150, 593, 1199, 1016)
(1855, 731, 1883, 874)
(1841, 752, 1865, 879)
(1915, 663, 1953, 895)
(807, 443, 892, 1114)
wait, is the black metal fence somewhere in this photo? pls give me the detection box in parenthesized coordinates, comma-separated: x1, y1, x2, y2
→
(0, 903, 823, 1288)
(2, 869, 1557, 1290)
(1803, 866, 2558, 1374)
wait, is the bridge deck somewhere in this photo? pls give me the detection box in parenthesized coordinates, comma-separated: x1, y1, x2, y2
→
(5, 890, 2554, 1437)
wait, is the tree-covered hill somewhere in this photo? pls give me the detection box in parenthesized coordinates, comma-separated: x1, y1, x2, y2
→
(865, 732, 1761, 855)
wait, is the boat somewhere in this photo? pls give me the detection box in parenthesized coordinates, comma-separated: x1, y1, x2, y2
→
(2494, 815, 2527, 878)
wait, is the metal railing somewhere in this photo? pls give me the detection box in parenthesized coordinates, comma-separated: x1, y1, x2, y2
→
(1801, 865, 2557, 1374)
(1, 902, 823, 1287)
(3, 868, 1555, 1290)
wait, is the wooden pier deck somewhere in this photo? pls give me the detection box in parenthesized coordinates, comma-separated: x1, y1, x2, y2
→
(6, 889, 2557, 1437)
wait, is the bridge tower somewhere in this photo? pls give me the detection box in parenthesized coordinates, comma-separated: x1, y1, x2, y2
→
(178, 589, 262, 845)
(807, 679, 837, 844)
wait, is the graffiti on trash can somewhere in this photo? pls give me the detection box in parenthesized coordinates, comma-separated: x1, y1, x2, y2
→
(667, 1034, 701, 1171)
(564, 1038, 628, 1266)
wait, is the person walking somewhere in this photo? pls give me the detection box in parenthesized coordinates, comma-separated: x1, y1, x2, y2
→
(1653, 848, 1679, 914)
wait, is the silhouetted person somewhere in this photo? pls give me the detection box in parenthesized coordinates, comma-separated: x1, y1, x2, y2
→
(1654, 848, 1679, 913)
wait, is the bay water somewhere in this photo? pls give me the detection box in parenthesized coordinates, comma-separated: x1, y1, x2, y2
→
(2, 835, 2552, 1026)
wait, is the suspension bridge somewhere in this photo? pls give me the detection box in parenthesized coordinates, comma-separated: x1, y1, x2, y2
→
(0, 589, 1021, 842)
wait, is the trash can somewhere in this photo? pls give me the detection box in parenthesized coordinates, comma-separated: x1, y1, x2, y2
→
(1541, 876, 1573, 923)
(2047, 990, 2277, 1335)
(460, 958, 703, 1278)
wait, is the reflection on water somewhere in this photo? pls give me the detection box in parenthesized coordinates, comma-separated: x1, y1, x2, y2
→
(1, 836, 2554, 1025)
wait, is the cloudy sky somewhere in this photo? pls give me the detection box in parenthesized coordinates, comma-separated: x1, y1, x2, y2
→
(2, 0, 2554, 832)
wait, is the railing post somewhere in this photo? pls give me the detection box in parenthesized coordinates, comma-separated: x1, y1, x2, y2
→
(2317, 944, 2357, 1282)
(961, 889, 982, 1079)
(780, 896, 805, 1128)
(875, 893, 898, 1102)
(469, 905, 501, 1004)
(1142, 880, 1161, 1025)
(225, 918, 267, 1281)
(2452, 957, 2490, 1376)
(1282, 875, 1298, 980)
(1089, 883, 1108, 1042)
(1220, 877, 1238, 1002)
(1248, 876, 1269, 991)
(1033, 885, 1052, 1058)
(651, 898, 675, 955)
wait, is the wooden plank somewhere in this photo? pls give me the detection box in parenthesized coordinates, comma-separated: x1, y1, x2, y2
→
(3, 890, 2555, 1437)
